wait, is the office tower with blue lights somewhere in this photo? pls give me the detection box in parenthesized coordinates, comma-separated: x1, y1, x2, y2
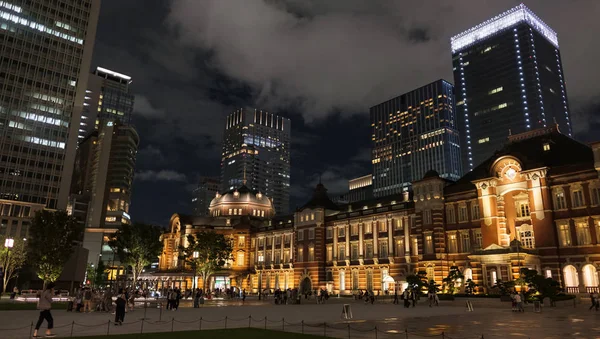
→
(221, 109, 291, 215)
(451, 4, 572, 172)
(370, 79, 462, 198)
(0, 1, 100, 238)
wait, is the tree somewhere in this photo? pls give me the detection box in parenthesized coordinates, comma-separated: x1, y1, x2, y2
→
(180, 231, 233, 291)
(464, 279, 478, 295)
(442, 266, 464, 294)
(406, 270, 429, 293)
(85, 261, 107, 289)
(28, 210, 82, 287)
(517, 268, 562, 302)
(109, 223, 163, 288)
(0, 236, 27, 293)
(493, 279, 515, 296)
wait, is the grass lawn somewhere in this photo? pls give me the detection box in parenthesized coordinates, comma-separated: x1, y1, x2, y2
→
(0, 302, 68, 311)
(71, 328, 327, 339)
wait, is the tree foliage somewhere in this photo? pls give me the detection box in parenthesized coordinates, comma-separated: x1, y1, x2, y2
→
(517, 268, 562, 301)
(85, 261, 107, 289)
(0, 236, 27, 293)
(406, 270, 429, 292)
(180, 231, 233, 290)
(109, 223, 163, 288)
(28, 210, 82, 286)
(442, 266, 464, 294)
(464, 279, 478, 295)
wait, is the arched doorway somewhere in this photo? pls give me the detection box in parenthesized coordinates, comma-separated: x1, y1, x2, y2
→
(300, 277, 312, 295)
(582, 264, 599, 288)
(382, 276, 395, 293)
(563, 265, 579, 288)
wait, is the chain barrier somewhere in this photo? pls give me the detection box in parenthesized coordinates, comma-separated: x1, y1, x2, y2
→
(0, 314, 492, 339)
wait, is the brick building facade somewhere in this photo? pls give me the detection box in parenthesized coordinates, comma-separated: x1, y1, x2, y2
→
(157, 126, 600, 295)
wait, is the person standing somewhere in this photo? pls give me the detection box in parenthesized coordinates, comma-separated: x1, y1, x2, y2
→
(83, 287, 92, 312)
(33, 283, 55, 338)
(242, 289, 247, 303)
(115, 289, 126, 325)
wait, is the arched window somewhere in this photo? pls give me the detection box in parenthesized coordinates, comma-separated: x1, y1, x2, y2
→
(563, 265, 579, 287)
(518, 224, 535, 249)
(582, 264, 599, 287)
(463, 268, 473, 281)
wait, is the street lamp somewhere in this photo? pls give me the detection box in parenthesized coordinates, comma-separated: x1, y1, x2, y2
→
(192, 251, 199, 296)
(3, 238, 14, 294)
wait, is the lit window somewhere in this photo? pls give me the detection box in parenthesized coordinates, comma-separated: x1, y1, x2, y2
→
(365, 223, 372, 233)
(478, 137, 490, 144)
(517, 202, 531, 218)
(545, 270, 552, 278)
(236, 252, 244, 266)
(558, 223, 571, 247)
(105, 217, 117, 222)
(448, 233, 458, 253)
(425, 234, 434, 254)
(543, 143, 551, 151)
(308, 246, 314, 261)
(576, 221, 591, 245)
(488, 86, 503, 95)
(518, 224, 535, 249)
(238, 236, 245, 247)
(395, 238, 404, 256)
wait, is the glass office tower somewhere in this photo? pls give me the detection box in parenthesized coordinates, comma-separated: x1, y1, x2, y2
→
(370, 79, 462, 197)
(221, 109, 291, 215)
(451, 4, 571, 171)
(0, 1, 100, 237)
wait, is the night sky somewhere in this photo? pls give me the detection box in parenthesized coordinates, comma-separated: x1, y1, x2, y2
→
(92, 0, 600, 226)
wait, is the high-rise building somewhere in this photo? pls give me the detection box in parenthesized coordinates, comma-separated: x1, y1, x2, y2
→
(0, 1, 100, 237)
(370, 79, 462, 197)
(221, 109, 291, 215)
(451, 4, 572, 172)
(348, 175, 373, 203)
(191, 177, 220, 216)
(77, 121, 139, 265)
(79, 67, 134, 140)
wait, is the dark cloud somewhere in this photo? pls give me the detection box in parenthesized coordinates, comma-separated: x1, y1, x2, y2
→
(93, 0, 600, 224)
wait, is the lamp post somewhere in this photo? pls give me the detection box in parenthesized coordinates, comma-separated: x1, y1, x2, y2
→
(3, 238, 14, 294)
(192, 251, 199, 298)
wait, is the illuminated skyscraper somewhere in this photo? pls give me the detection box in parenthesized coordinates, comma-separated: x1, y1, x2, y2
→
(79, 67, 134, 140)
(370, 80, 462, 197)
(451, 4, 572, 171)
(0, 1, 100, 237)
(221, 109, 290, 215)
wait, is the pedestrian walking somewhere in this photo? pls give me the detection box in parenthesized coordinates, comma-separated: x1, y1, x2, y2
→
(33, 283, 55, 338)
(393, 289, 399, 305)
(242, 289, 246, 303)
(402, 289, 410, 308)
(590, 292, 599, 311)
(514, 293, 524, 312)
(115, 289, 127, 325)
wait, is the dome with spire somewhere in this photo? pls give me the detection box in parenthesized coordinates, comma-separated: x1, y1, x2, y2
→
(208, 185, 275, 218)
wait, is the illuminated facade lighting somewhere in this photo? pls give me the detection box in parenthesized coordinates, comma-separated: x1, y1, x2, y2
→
(450, 4, 558, 53)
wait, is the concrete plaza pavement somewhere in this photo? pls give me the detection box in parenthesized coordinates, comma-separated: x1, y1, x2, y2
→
(0, 297, 598, 339)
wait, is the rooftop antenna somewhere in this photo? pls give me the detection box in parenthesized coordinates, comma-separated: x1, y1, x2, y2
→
(508, 129, 512, 136)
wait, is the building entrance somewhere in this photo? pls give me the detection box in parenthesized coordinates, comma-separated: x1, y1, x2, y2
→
(214, 276, 230, 290)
